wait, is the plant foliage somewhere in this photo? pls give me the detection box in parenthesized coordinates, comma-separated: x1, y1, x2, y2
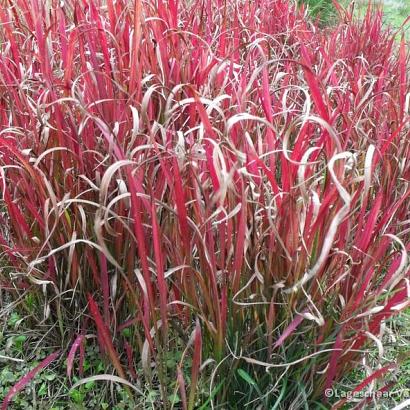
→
(0, 0, 409, 408)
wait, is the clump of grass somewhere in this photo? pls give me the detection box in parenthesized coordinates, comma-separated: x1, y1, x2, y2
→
(0, 0, 409, 408)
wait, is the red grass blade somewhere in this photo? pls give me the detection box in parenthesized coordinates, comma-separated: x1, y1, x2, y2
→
(177, 366, 188, 410)
(151, 201, 168, 340)
(1, 350, 60, 410)
(273, 313, 305, 349)
(87, 294, 127, 380)
(333, 363, 396, 409)
(67, 334, 85, 379)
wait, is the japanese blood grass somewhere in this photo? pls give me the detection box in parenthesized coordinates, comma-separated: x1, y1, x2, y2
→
(0, 0, 409, 408)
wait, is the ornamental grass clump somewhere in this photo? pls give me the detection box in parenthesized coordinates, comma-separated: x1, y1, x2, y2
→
(0, 0, 409, 408)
